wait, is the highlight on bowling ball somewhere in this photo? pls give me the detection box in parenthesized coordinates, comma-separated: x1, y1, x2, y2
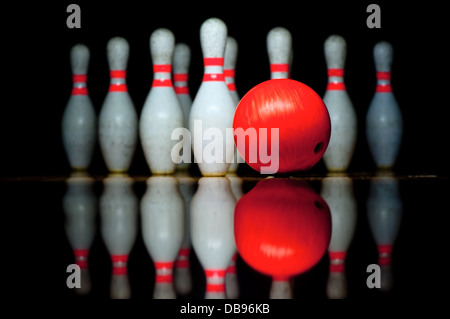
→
(233, 79, 331, 174)
(234, 178, 332, 279)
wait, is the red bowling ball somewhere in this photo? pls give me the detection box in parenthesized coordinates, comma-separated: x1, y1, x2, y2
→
(234, 178, 331, 279)
(233, 79, 331, 174)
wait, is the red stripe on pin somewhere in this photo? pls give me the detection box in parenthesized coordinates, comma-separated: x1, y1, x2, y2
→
(206, 283, 225, 292)
(175, 259, 189, 268)
(227, 265, 236, 273)
(376, 71, 391, 80)
(376, 84, 392, 92)
(224, 69, 235, 77)
(178, 248, 190, 257)
(227, 83, 237, 91)
(173, 73, 188, 82)
(205, 269, 226, 278)
(270, 64, 289, 72)
(111, 255, 128, 263)
(174, 86, 189, 94)
(203, 73, 225, 82)
(329, 251, 346, 261)
(204, 57, 224, 66)
(72, 87, 88, 95)
(153, 64, 172, 73)
(73, 74, 87, 83)
(109, 83, 128, 92)
(74, 249, 89, 258)
(110, 70, 126, 78)
(156, 274, 173, 283)
(330, 263, 345, 273)
(327, 82, 346, 91)
(112, 265, 127, 275)
(155, 261, 174, 269)
(152, 79, 173, 87)
(378, 244, 393, 254)
(328, 68, 344, 77)
(378, 256, 392, 266)
(76, 260, 88, 269)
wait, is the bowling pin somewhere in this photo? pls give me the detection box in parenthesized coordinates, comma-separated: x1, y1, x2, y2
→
(100, 174, 138, 299)
(173, 43, 193, 170)
(224, 36, 242, 174)
(267, 27, 292, 79)
(174, 172, 197, 296)
(320, 175, 357, 299)
(63, 172, 97, 295)
(366, 41, 403, 169)
(224, 37, 239, 104)
(62, 44, 96, 171)
(141, 176, 185, 299)
(99, 37, 138, 173)
(190, 177, 236, 298)
(189, 18, 236, 176)
(322, 35, 357, 172)
(367, 172, 403, 292)
(140, 29, 184, 175)
(270, 278, 293, 299)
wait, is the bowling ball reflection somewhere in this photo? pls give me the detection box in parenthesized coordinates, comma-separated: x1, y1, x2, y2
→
(234, 178, 331, 278)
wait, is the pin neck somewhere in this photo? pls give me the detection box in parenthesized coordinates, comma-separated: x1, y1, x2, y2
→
(203, 57, 225, 82)
(111, 254, 128, 275)
(376, 71, 392, 92)
(173, 73, 189, 94)
(155, 261, 174, 283)
(71, 74, 88, 95)
(175, 248, 190, 268)
(73, 249, 89, 269)
(270, 63, 289, 79)
(109, 70, 128, 92)
(152, 64, 173, 87)
(224, 69, 236, 91)
(326, 68, 346, 91)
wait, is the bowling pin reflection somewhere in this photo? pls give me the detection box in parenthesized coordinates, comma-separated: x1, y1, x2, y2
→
(367, 171, 403, 292)
(320, 175, 357, 299)
(100, 174, 138, 299)
(141, 176, 185, 299)
(226, 175, 243, 299)
(190, 177, 236, 299)
(173, 173, 197, 296)
(234, 178, 332, 299)
(63, 172, 97, 295)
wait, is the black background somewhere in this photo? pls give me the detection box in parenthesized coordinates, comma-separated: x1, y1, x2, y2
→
(3, 0, 448, 177)
(2, 1, 449, 312)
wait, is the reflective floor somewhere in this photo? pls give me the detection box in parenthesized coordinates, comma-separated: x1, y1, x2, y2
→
(3, 170, 447, 300)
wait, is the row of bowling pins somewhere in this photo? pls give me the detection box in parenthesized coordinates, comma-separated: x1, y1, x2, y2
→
(64, 173, 403, 298)
(63, 17, 403, 177)
(63, 18, 241, 177)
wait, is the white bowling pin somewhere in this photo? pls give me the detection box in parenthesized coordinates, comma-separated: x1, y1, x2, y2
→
(322, 35, 357, 172)
(63, 172, 97, 295)
(100, 174, 138, 299)
(224, 37, 240, 104)
(189, 18, 236, 176)
(320, 176, 357, 299)
(62, 44, 96, 171)
(99, 37, 138, 173)
(140, 29, 184, 175)
(366, 41, 403, 169)
(270, 277, 293, 299)
(174, 173, 197, 296)
(190, 177, 236, 298)
(173, 43, 193, 171)
(267, 27, 292, 79)
(224, 36, 241, 174)
(367, 173, 403, 292)
(141, 176, 185, 299)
